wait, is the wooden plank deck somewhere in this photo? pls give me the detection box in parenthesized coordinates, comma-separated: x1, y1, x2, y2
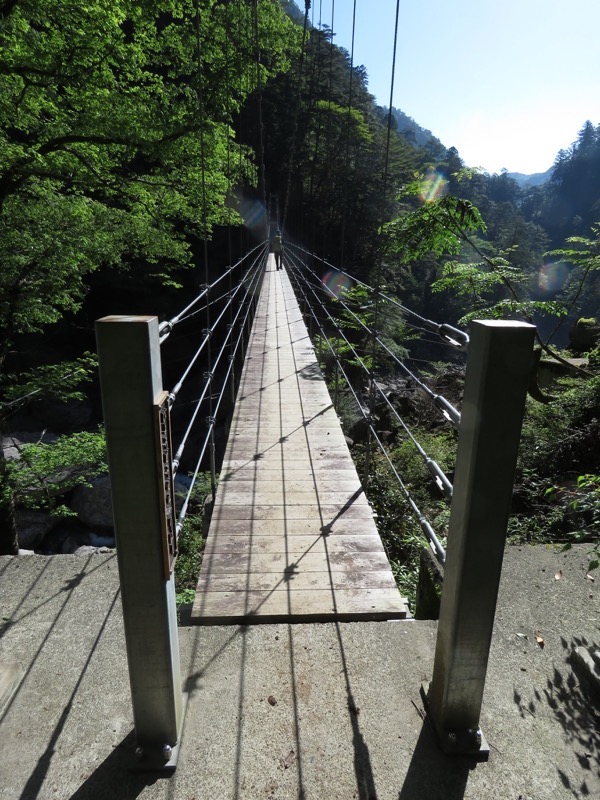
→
(190, 256, 409, 624)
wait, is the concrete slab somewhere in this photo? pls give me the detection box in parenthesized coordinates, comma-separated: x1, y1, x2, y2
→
(1, 545, 599, 799)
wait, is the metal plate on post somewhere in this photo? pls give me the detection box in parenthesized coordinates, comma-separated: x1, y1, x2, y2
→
(154, 391, 177, 579)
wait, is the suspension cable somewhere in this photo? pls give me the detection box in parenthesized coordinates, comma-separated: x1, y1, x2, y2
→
(288, 247, 461, 428)
(159, 241, 267, 343)
(285, 242, 469, 349)
(286, 251, 446, 562)
(170, 250, 266, 475)
(175, 250, 267, 533)
(281, 0, 312, 234)
(286, 248, 454, 497)
(167, 244, 267, 406)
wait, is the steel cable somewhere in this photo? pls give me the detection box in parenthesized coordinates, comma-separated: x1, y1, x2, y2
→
(288, 246, 462, 428)
(286, 251, 446, 562)
(175, 249, 267, 534)
(286, 249, 454, 498)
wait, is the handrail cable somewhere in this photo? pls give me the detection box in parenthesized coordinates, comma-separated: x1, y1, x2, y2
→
(286, 251, 446, 562)
(286, 249, 453, 498)
(175, 253, 267, 533)
(171, 250, 266, 475)
(159, 240, 267, 343)
(167, 246, 266, 407)
(286, 242, 469, 349)
(290, 248, 461, 428)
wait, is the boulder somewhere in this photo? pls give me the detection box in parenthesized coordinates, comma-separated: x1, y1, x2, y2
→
(16, 508, 57, 549)
(570, 317, 600, 353)
(71, 475, 114, 528)
(2, 431, 59, 461)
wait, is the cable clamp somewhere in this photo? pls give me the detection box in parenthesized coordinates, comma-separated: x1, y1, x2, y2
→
(438, 323, 469, 349)
(203, 371, 214, 381)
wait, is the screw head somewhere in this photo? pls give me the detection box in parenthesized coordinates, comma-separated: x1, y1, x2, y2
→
(135, 746, 144, 761)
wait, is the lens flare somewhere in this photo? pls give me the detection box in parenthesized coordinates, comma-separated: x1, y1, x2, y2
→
(238, 196, 267, 237)
(419, 170, 448, 203)
(322, 270, 352, 299)
(537, 262, 570, 294)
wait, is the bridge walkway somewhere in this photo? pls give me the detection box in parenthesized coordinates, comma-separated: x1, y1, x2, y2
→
(191, 256, 409, 624)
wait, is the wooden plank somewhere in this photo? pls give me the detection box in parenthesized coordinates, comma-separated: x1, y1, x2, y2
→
(202, 533, 387, 555)
(192, 588, 408, 623)
(197, 569, 397, 593)
(201, 550, 392, 574)
(209, 504, 376, 521)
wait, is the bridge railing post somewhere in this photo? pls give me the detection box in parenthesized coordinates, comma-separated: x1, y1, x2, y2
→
(425, 320, 535, 758)
(96, 315, 184, 771)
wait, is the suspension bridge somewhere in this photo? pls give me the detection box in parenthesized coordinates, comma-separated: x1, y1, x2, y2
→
(91, 0, 537, 770)
(192, 255, 409, 624)
(96, 236, 534, 767)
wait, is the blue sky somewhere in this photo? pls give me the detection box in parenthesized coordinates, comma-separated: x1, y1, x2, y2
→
(293, 0, 600, 175)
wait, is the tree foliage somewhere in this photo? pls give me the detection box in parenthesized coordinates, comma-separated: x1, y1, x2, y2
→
(0, 0, 301, 553)
(0, 0, 299, 362)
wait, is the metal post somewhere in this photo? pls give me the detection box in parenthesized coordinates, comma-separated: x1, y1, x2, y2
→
(96, 316, 185, 771)
(425, 320, 535, 758)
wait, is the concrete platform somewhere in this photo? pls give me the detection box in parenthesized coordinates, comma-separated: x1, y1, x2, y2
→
(1, 544, 599, 799)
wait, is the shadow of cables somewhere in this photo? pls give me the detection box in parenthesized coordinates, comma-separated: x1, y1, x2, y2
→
(332, 624, 378, 800)
(398, 721, 474, 800)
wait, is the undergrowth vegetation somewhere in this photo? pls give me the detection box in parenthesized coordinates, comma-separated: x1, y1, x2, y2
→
(335, 356, 600, 610)
(174, 472, 211, 608)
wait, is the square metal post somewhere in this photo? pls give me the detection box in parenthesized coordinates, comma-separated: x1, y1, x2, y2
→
(96, 316, 184, 770)
(425, 320, 535, 757)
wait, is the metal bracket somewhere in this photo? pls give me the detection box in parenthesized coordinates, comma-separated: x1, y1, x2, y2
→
(154, 391, 177, 579)
(420, 683, 490, 761)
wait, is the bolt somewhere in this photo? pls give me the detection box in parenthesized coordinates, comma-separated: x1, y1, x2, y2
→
(163, 744, 173, 761)
(135, 746, 144, 761)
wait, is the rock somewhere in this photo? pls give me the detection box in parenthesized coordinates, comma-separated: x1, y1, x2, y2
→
(73, 545, 99, 556)
(87, 532, 115, 548)
(2, 431, 59, 461)
(570, 317, 600, 354)
(16, 508, 57, 549)
(61, 535, 79, 554)
(69, 472, 197, 529)
(71, 475, 113, 528)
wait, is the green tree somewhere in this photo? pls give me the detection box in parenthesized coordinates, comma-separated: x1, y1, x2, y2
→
(0, 0, 300, 553)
